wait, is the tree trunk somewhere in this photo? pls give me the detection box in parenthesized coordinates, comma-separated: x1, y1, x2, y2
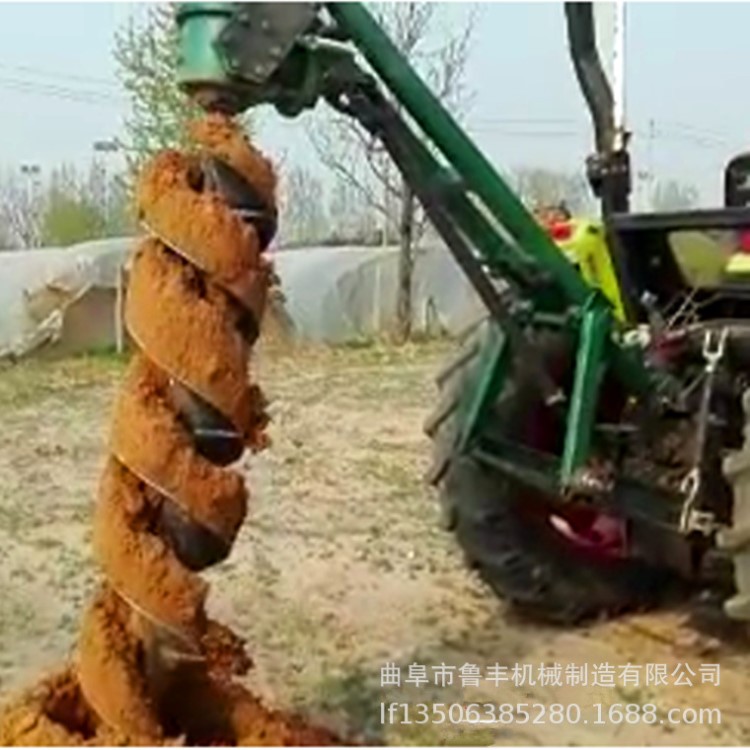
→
(396, 183, 415, 343)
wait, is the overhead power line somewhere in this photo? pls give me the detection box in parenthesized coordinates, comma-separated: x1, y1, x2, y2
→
(471, 117, 579, 126)
(0, 74, 125, 106)
(0, 58, 125, 107)
(468, 127, 585, 138)
(464, 119, 739, 153)
(660, 119, 733, 145)
(0, 62, 120, 89)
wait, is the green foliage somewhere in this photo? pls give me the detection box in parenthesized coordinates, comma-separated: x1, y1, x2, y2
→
(40, 192, 104, 247)
(37, 163, 134, 247)
(113, 3, 203, 172)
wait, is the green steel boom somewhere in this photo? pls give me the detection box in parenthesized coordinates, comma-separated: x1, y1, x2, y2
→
(175, 2, 665, 489)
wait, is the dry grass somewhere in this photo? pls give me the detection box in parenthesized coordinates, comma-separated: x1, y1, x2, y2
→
(0, 341, 748, 745)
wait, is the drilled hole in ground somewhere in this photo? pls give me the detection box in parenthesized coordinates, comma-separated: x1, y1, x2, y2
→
(42, 678, 98, 740)
(157, 670, 236, 746)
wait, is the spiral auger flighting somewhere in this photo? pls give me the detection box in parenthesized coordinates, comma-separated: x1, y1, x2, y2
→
(0, 114, 340, 746)
(76, 114, 277, 741)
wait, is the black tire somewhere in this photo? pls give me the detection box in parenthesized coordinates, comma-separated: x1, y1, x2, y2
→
(426, 319, 673, 624)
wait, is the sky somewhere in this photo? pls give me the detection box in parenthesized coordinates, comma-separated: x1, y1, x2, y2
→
(0, 2, 747, 209)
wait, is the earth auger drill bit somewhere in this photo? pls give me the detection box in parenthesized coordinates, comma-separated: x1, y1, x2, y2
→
(77, 114, 276, 739)
(0, 112, 338, 748)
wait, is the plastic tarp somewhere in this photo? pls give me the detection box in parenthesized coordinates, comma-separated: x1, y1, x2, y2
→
(0, 238, 134, 359)
(0, 237, 483, 358)
(272, 243, 484, 342)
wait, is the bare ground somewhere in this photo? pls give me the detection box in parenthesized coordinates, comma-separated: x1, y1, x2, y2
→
(1, 340, 750, 745)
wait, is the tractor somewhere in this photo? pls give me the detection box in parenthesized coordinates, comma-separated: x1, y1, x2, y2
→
(176, 1, 750, 626)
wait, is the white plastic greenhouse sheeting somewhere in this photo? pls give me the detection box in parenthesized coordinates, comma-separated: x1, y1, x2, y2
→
(0, 238, 135, 358)
(0, 237, 483, 358)
(272, 243, 484, 342)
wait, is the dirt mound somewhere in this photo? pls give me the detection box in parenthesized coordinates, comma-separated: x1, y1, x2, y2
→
(0, 667, 338, 746)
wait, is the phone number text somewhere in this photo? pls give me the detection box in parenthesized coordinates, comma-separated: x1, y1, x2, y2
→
(379, 702, 721, 726)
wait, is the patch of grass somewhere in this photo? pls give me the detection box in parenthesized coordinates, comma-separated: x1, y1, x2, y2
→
(0, 598, 44, 641)
(356, 452, 419, 490)
(39, 544, 94, 600)
(0, 352, 125, 410)
(394, 721, 497, 747)
(614, 684, 645, 705)
(73, 343, 130, 362)
(270, 338, 452, 371)
(56, 611, 77, 634)
(303, 665, 386, 743)
(9, 567, 35, 584)
(337, 337, 378, 351)
(336, 334, 452, 356)
(0, 503, 38, 535)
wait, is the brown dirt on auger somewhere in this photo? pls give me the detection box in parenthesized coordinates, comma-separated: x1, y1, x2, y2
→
(0, 114, 340, 746)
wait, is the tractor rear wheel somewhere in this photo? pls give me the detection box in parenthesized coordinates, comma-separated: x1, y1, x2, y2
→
(426, 320, 672, 624)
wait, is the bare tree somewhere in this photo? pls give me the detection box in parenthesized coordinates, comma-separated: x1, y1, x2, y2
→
(509, 167, 594, 215)
(327, 182, 378, 244)
(0, 170, 43, 249)
(279, 166, 329, 246)
(113, 3, 253, 182)
(113, 3, 202, 176)
(650, 179, 699, 212)
(0, 163, 133, 251)
(309, 3, 477, 341)
(85, 160, 134, 237)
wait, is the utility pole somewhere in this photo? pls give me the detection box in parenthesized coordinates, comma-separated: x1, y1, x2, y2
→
(20, 163, 41, 248)
(93, 139, 124, 353)
(382, 156, 390, 247)
(637, 118, 656, 210)
(588, 1, 630, 213)
(93, 139, 119, 230)
(612, 0, 626, 152)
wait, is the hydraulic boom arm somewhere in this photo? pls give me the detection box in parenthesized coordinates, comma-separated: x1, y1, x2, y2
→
(175, 1, 666, 489)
